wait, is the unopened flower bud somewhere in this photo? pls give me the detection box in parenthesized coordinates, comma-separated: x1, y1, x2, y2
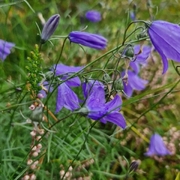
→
(129, 160, 140, 173)
(85, 10, 101, 22)
(124, 46, 134, 58)
(29, 104, 36, 111)
(30, 164, 37, 170)
(37, 93, 44, 99)
(32, 146, 37, 151)
(137, 31, 148, 40)
(114, 78, 124, 91)
(34, 160, 39, 165)
(37, 143, 42, 149)
(27, 159, 33, 165)
(41, 14, 60, 43)
(103, 73, 111, 83)
(36, 136, 42, 141)
(32, 151, 39, 157)
(69, 31, 107, 50)
(30, 130, 36, 137)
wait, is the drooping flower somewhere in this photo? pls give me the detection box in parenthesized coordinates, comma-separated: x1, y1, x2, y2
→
(85, 10, 101, 22)
(41, 14, 60, 43)
(56, 82, 80, 112)
(80, 83, 126, 128)
(145, 133, 171, 156)
(122, 70, 148, 97)
(130, 45, 151, 74)
(68, 31, 107, 50)
(0, 39, 15, 61)
(147, 20, 180, 74)
(53, 64, 83, 113)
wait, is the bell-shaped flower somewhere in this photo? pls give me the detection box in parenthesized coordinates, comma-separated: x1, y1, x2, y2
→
(68, 31, 107, 50)
(85, 10, 101, 22)
(0, 39, 15, 61)
(147, 20, 180, 74)
(53, 64, 83, 113)
(56, 82, 80, 113)
(145, 133, 171, 156)
(41, 14, 60, 43)
(122, 70, 148, 97)
(81, 85, 126, 129)
(38, 64, 83, 113)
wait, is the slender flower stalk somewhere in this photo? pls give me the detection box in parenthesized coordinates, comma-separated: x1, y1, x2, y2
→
(41, 14, 60, 43)
(147, 20, 180, 74)
(145, 133, 171, 156)
(68, 31, 107, 50)
(85, 10, 101, 22)
(0, 39, 15, 61)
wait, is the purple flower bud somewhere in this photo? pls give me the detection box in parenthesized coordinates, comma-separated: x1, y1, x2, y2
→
(129, 160, 139, 172)
(85, 10, 101, 22)
(69, 31, 107, 50)
(145, 133, 171, 156)
(130, 11, 136, 21)
(41, 14, 60, 43)
(0, 39, 15, 61)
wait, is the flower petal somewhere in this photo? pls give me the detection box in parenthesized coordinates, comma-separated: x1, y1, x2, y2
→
(105, 95, 122, 112)
(101, 112, 126, 129)
(148, 20, 180, 73)
(56, 83, 79, 113)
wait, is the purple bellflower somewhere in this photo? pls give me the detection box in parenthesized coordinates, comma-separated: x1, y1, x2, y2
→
(122, 70, 148, 97)
(130, 45, 151, 74)
(145, 133, 171, 156)
(41, 14, 60, 43)
(81, 82, 126, 128)
(68, 31, 107, 50)
(85, 10, 101, 22)
(56, 82, 80, 112)
(147, 20, 180, 74)
(53, 64, 83, 113)
(0, 39, 15, 61)
(130, 11, 136, 21)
